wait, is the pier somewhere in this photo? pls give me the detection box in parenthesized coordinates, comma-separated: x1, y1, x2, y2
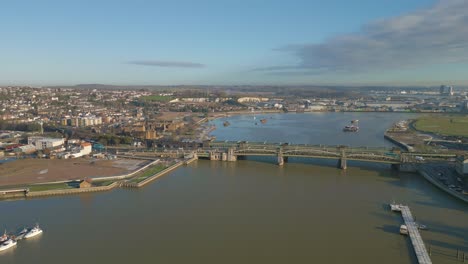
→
(397, 205, 432, 264)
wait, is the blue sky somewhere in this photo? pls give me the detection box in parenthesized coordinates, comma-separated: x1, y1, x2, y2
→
(2, 0, 468, 86)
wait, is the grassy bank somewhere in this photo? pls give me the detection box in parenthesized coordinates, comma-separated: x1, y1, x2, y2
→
(129, 164, 169, 183)
(413, 115, 468, 137)
(93, 180, 115, 187)
(29, 182, 75, 192)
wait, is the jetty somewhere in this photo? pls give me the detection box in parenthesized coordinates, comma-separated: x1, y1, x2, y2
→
(395, 205, 432, 264)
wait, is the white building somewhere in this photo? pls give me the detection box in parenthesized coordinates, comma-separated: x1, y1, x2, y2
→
(28, 137, 64, 150)
(81, 142, 92, 156)
(69, 142, 92, 158)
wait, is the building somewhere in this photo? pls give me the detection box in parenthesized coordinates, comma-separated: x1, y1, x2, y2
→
(455, 156, 468, 175)
(14, 144, 36, 154)
(28, 137, 64, 150)
(69, 142, 93, 158)
(440, 85, 454, 96)
(81, 142, 92, 155)
(79, 178, 93, 188)
(237, 97, 269, 103)
(462, 100, 468, 113)
(68, 116, 103, 127)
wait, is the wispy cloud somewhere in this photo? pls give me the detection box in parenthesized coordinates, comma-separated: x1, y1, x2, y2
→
(126, 60, 205, 68)
(260, 0, 468, 74)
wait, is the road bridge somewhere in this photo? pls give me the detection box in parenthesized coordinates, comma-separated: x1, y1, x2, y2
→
(124, 141, 458, 170)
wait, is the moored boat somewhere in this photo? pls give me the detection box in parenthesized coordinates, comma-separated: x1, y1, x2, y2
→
(16, 228, 28, 240)
(416, 223, 428, 230)
(0, 238, 17, 251)
(0, 231, 8, 243)
(399, 224, 408, 235)
(343, 125, 359, 132)
(24, 224, 43, 239)
(390, 202, 403, 212)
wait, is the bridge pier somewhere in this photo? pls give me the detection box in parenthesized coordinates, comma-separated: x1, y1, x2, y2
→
(337, 157, 347, 170)
(337, 147, 347, 170)
(209, 151, 222, 161)
(277, 154, 284, 166)
(227, 148, 237, 162)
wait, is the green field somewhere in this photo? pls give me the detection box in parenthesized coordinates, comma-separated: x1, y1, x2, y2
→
(129, 164, 169, 183)
(413, 115, 468, 137)
(28, 182, 75, 192)
(140, 95, 173, 102)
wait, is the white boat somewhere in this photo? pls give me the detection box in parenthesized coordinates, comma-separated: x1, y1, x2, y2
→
(0, 238, 17, 251)
(390, 203, 403, 212)
(24, 224, 43, 239)
(16, 228, 28, 240)
(400, 225, 408, 235)
(416, 223, 428, 230)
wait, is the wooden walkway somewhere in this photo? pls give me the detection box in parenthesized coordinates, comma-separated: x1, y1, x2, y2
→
(400, 206, 432, 264)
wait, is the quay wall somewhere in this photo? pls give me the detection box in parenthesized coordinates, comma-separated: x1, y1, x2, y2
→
(0, 189, 28, 199)
(384, 133, 414, 152)
(26, 182, 119, 198)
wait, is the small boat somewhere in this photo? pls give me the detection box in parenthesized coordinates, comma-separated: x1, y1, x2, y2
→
(16, 228, 28, 240)
(0, 231, 8, 243)
(343, 125, 359, 132)
(390, 203, 403, 212)
(400, 225, 408, 235)
(0, 238, 17, 251)
(416, 223, 428, 230)
(223, 121, 230, 127)
(24, 224, 43, 239)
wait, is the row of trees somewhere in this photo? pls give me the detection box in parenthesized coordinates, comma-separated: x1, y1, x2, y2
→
(96, 134, 133, 146)
(0, 121, 41, 132)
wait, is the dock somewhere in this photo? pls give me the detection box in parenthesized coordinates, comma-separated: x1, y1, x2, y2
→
(398, 205, 432, 264)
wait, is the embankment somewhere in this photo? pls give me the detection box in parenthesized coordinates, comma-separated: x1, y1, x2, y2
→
(384, 133, 414, 152)
(26, 182, 119, 198)
(122, 157, 198, 188)
(418, 169, 468, 204)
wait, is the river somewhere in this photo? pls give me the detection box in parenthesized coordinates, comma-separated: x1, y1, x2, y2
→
(1, 112, 467, 264)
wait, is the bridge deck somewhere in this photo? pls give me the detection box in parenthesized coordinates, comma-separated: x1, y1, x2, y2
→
(400, 206, 432, 264)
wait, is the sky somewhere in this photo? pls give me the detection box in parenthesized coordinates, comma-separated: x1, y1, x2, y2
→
(2, 0, 468, 86)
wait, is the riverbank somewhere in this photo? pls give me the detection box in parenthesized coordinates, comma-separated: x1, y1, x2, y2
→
(0, 158, 148, 187)
(207, 109, 283, 121)
(413, 114, 468, 138)
(0, 157, 198, 200)
(122, 156, 197, 188)
(418, 166, 468, 204)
